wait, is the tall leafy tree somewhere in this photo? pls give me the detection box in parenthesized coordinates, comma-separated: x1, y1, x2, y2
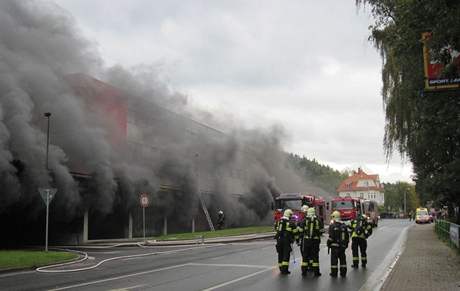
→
(383, 182, 419, 214)
(356, 0, 460, 222)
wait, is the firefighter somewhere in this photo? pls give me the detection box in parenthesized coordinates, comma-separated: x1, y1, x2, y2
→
(275, 209, 298, 275)
(327, 210, 349, 277)
(217, 210, 225, 230)
(350, 214, 373, 268)
(297, 205, 309, 271)
(297, 207, 323, 276)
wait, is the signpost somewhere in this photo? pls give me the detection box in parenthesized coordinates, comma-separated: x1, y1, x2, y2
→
(39, 188, 57, 252)
(140, 193, 149, 243)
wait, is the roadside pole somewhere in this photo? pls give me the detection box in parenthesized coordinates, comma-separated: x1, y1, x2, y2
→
(143, 207, 146, 242)
(140, 193, 149, 243)
(46, 191, 49, 251)
(39, 188, 57, 252)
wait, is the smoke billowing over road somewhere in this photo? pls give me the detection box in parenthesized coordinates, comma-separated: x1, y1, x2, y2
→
(0, 0, 319, 229)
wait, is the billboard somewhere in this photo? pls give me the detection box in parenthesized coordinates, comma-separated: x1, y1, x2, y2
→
(422, 32, 460, 90)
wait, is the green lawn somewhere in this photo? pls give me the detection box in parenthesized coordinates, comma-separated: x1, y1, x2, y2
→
(0, 250, 78, 270)
(152, 225, 274, 241)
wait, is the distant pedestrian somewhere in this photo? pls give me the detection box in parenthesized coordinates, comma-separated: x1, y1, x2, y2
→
(217, 210, 225, 230)
(408, 211, 413, 221)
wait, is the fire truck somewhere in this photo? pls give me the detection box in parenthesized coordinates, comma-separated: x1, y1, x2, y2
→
(273, 193, 326, 224)
(328, 196, 363, 223)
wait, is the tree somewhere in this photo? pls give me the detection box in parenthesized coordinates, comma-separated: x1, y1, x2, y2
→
(287, 154, 349, 194)
(383, 182, 419, 214)
(356, 0, 460, 223)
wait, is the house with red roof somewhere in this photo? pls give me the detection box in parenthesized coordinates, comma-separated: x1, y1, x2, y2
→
(337, 168, 384, 205)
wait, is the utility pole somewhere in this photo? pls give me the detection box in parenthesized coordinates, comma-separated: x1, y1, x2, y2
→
(404, 190, 407, 217)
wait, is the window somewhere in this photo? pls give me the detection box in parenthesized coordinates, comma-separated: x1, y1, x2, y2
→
(332, 201, 354, 209)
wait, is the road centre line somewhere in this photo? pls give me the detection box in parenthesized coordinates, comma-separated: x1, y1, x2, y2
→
(47, 263, 190, 291)
(109, 284, 146, 291)
(47, 261, 276, 290)
(201, 267, 275, 291)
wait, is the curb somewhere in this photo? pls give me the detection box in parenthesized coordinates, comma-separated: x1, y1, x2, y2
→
(60, 232, 276, 248)
(145, 233, 275, 246)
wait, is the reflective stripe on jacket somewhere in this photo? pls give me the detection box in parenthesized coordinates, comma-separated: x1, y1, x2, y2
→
(350, 219, 373, 239)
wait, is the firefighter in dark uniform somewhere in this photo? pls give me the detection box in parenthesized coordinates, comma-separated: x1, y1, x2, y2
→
(327, 210, 349, 277)
(297, 205, 309, 265)
(350, 214, 373, 268)
(217, 210, 225, 230)
(275, 209, 298, 275)
(297, 206, 323, 276)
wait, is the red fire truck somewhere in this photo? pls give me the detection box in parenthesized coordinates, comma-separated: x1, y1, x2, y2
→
(273, 193, 326, 224)
(328, 196, 363, 223)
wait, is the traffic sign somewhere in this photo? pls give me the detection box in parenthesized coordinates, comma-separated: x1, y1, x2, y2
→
(140, 193, 149, 208)
(39, 188, 57, 204)
(38, 187, 57, 252)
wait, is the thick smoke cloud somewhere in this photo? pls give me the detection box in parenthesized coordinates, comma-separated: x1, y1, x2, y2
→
(0, 0, 323, 229)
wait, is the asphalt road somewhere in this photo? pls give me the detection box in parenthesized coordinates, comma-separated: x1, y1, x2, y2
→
(0, 219, 412, 291)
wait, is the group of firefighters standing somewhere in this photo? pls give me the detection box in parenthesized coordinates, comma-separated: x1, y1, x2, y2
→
(275, 205, 373, 277)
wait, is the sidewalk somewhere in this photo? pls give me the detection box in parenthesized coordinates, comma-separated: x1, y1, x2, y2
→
(381, 223, 460, 291)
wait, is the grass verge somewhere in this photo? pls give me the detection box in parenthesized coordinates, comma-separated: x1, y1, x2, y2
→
(152, 225, 274, 241)
(0, 250, 78, 270)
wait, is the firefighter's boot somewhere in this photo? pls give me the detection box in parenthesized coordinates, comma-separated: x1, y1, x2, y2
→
(340, 266, 347, 278)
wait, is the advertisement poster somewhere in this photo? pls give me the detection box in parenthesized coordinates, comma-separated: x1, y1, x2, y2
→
(422, 32, 460, 90)
(450, 223, 459, 248)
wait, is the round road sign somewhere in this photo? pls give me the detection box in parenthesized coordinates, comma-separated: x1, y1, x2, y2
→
(140, 193, 149, 208)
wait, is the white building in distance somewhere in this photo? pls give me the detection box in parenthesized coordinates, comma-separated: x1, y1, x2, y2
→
(337, 168, 384, 205)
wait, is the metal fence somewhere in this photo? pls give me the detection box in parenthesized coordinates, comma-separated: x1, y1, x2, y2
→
(435, 219, 459, 252)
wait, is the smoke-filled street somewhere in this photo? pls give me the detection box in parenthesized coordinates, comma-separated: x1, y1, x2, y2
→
(0, 220, 411, 291)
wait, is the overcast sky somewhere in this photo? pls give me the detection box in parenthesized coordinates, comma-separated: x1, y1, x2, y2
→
(57, 0, 413, 183)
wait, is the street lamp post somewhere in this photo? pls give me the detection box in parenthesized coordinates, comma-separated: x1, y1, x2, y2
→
(44, 112, 51, 252)
(404, 190, 407, 218)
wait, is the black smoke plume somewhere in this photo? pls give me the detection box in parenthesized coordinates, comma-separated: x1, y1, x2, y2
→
(0, 0, 323, 236)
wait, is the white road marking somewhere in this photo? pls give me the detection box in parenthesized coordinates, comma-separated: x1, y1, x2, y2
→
(47, 264, 190, 291)
(108, 284, 146, 291)
(188, 263, 273, 269)
(0, 270, 35, 279)
(201, 267, 275, 291)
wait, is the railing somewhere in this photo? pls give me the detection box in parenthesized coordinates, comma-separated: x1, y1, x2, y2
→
(435, 219, 459, 253)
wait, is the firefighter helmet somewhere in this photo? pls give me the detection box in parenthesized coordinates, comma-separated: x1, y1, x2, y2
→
(284, 209, 293, 218)
(301, 205, 309, 213)
(331, 210, 341, 221)
(307, 207, 316, 217)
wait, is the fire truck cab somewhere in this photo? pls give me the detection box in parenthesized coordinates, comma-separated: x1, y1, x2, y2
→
(273, 193, 326, 225)
(329, 196, 363, 223)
